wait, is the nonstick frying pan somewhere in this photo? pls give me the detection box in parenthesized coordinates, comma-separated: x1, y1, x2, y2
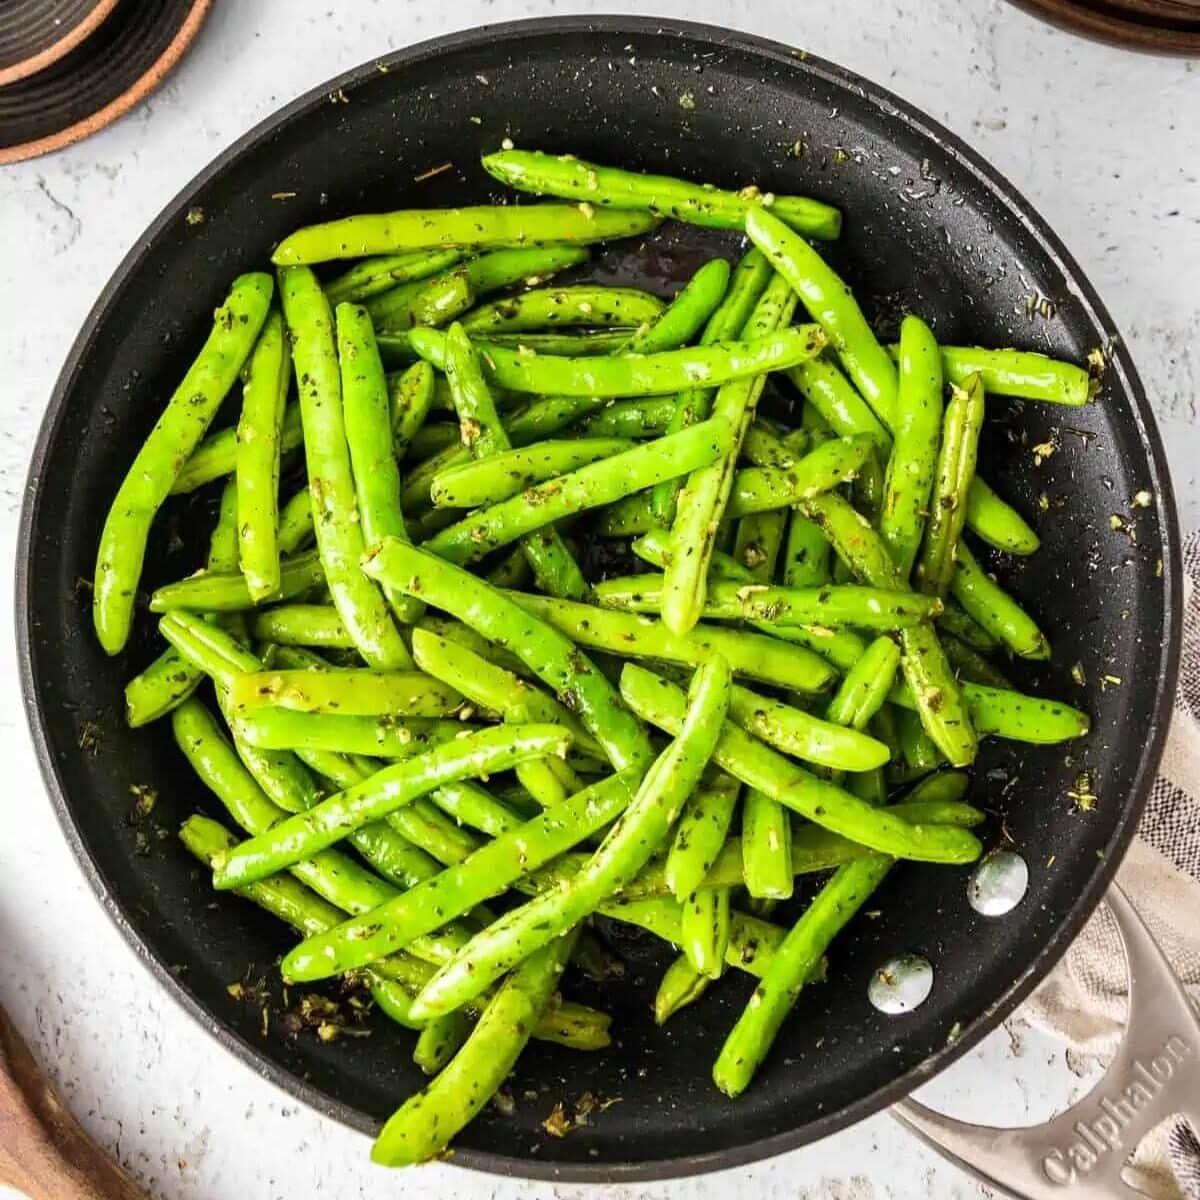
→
(16, 16, 1180, 1182)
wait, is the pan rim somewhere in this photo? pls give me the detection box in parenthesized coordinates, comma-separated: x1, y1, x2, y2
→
(15, 13, 1182, 1183)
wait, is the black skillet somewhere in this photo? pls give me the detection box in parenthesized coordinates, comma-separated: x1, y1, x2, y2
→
(16, 16, 1180, 1183)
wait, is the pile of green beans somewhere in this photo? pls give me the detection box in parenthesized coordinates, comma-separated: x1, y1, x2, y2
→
(96, 145, 1092, 1167)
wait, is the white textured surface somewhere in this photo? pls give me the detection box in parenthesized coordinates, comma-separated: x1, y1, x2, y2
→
(1, 2, 1197, 1197)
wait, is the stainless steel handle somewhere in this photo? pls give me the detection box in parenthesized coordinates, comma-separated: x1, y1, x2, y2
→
(894, 883, 1200, 1199)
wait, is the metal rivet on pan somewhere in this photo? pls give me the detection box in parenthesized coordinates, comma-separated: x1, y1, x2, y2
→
(968, 850, 1030, 917)
(868, 955, 934, 1014)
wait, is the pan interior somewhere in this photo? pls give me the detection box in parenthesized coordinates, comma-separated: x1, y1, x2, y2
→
(19, 18, 1175, 1180)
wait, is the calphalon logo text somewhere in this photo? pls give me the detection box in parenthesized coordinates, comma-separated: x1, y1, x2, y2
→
(1041, 1034, 1192, 1184)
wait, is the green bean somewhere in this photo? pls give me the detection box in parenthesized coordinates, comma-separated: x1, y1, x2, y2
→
(897, 706, 942, 773)
(251, 605, 355, 648)
(592, 574, 941, 631)
(413, 1011, 472, 1075)
(335, 302, 425, 627)
(741, 422, 809, 471)
(228, 669, 465, 718)
(915, 374, 985, 597)
(173, 699, 403, 913)
(364, 270, 474, 332)
(484, 545, 534, 591)
(291, 748, 453, 888)
(149, 549, 325, 612)
(460, 245, 592, 294)
(681, 887, 732, 978)
(536, 999, 613, 1051)
(651, 249, 775, 524)
(461, 285, 664, 335)
(364, 540, 654, 772)
(207, 476, 242, 573)
(901, 769, 971, 806)
(601, 898, 792, 979)
(481, 148, 842, 240)
(713, 850, 892, 1097)
(426, 780, 525, 838)
(573, 397, 676, 438)
(732, 510, 787, 580)
(940, 632, 1012, 688)
(416, 614, 534, 679)
(787, 358, 891, 446)
(825, 636, 902, 731)
(660, 272, 799, 636)
(213, 723, 569, 889)
(172, 405, 304, 494)
(937, 597, 1000, 652)
(154, 611, 326, 815)
(276, 204, 663, 265)
(656, 955, 713, 1023)
(94, 273, 273, 653)
(404, 422, 458, 462)
(741, 788, 794, 900)
(664, 773, 741, 901)
(277, 487, 315, 555)
(124, 648, 205, 729)
(185, 813, 604, 1050)
(325, 249, 464, 305)
(124, 480, 241, 728)
(952, 541, 1049, 659)
(747, 207, 896, 425)
(180, 815, 434, 1012)
(622, 258, 731, 354)
(371, 931, 577, 1167)
(886, 344, 1091, 406)
(410, 656, 730, 1018)
(963, 478, 1040, 555)
(390, 361, 437, 456)
(803, 493, 978, 766)
(395, 796, 484, 867)
(485, 330, 633, 357)
(880, 316, 943, 579)
(423, 418, 730, 566)
(616, 795, 984, 898)
(782, 507, 831, 585)
(889, 678, 1088, 743)
(234, 709, 471, 757)
(785, 324, 1033, 558)
(442, 323, 586, 599)
(282, 770, 638, 980)
(620, 664, 981, 865)
(409, 323, 827, 396)
(505, 591, 835, 693)
(430, 437, 634, 507)
(235, 310, 291, 600)
(279, 266, 410, 668)
(410, 627, 601, 757)
(631, 528, 866, 672)
(728, 684, 890, 771)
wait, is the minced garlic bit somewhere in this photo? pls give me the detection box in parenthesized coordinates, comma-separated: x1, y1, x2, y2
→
(1131, 490, 1153, 508)
(578, 201, 595, 219)
(678, 91, 696, 110)
(1031, 439, 1057, 466)
(1067, 771, 1097, 812)
(1070, 662, 1086, 687)
(500, 135, 514, 150)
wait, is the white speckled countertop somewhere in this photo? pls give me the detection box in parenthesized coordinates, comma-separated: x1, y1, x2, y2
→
(1, 2, 1196, 1197)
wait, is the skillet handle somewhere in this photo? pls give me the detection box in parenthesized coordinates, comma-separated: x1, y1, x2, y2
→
(0, 1003, 148, 1200)
(893, 883, 1200, 1199)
